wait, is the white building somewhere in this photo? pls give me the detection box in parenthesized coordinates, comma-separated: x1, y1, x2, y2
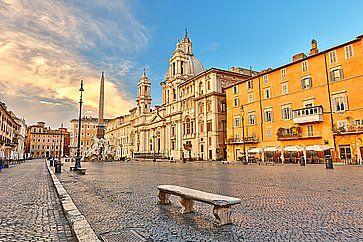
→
(106, 32, 256, 161)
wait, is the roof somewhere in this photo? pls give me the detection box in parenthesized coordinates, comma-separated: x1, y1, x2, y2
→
(178, 67, 253, 87)
(227, 34, 363, 89)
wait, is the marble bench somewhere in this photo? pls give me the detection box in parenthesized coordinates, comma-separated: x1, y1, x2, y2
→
(157, 185, 241, 226)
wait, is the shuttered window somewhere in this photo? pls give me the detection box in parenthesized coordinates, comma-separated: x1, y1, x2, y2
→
(332, 95, 348, 112)
(301, 77, 312, 89)
(330, 68, 344, 82)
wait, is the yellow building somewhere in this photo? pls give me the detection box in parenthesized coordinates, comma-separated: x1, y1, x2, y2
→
(226, 35, 363, 164)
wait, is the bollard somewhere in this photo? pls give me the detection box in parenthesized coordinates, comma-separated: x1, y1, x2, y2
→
(55, 161, 61, 173)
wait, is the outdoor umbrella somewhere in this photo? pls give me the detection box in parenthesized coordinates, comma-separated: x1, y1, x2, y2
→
(356, 142, 362, 165)
(280, 149, 285, 164)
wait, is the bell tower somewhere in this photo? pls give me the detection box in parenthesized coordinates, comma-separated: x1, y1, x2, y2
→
(136, 68, 152, 115)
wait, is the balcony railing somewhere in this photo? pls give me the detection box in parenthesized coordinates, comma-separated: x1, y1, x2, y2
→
(277, 131, 322, 140)
(333, 125, 363, 135)
(226, 136, 259, 144)
(293, 106, 323, 124)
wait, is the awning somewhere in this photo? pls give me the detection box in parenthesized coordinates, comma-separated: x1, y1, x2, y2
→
(248, 148, 262, 153)
(283, 146, 303, 152)
(305, 145, 333, 151)
(264, 147, 278, 152)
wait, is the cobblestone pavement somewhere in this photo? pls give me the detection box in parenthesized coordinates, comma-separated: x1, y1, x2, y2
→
(0, 159, 74, 242)
(58, 161, 363, 241)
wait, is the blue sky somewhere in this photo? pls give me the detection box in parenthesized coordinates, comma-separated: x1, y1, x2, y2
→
(0, 0, 362, 128)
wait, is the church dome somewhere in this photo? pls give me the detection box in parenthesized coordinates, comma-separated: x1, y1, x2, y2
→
(187, 55, 204, 75)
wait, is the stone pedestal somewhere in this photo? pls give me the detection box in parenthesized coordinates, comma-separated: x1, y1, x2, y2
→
(213, 205, 232, 226)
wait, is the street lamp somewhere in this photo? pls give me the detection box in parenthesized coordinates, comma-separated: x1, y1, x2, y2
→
(152, 129, 156, 162)
(241, 105, 247, 164)
(75, 80, 84, 169)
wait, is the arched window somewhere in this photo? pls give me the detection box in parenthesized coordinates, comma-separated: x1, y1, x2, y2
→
(199, 82, 203, 95)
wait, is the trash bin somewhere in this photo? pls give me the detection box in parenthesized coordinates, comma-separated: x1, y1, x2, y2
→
(55, 161, 61, 173)
(325, 155, 333, 169)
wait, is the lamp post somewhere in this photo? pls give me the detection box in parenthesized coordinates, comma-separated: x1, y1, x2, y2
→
(75, 80, 84, 169)
(241, 105, 247, 164)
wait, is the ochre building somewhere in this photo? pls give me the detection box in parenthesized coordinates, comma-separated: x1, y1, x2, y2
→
(226, 35, 363, 164)
(26, 122, 68, 158)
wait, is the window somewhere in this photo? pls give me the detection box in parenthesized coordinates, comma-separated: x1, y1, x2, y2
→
(246, 80, 253, 89)
(281, 83, 288, 95)
(330, 67, 343, 82)
(207, 121, 212, 132)
(199, 123, 204, 132)
(172, 62, 176, 75)
(263, 75, 268, 84)
(264, 109, 273, 122)
(332, 94, 348, 112)
(266, 128, 272, 138)
(248, 112, 256, 125)
(180, 61, 184, 74)
(220, 100, 226, 112)
(264, 88, 271, 99)
(281, 105, 292, 120)
(248, 93, 253, 103)
(301, 77, 312, 89)
(345, 45, 354, 59)
(233, 85, 238, 94)
(199, 82, 203, 95)
(234, 116, 240, 127)
(281, 68, 286, 79)
(199, 102, 204, 113)
(329, 50, 337, 64)
(233, 98, 239, 107)
(338, 120, 348, 129)
(171, 140, 175, 150)
(302, 60, 308, 72)
(307, 125, 314, 137)
(206, 100, 212, 112)
(207, 80, 211, 90)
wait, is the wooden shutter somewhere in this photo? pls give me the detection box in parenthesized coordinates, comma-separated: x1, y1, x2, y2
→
(339, 69, 344, 80)
(330, 70, 334, 82)
(301, 79, 305, 89)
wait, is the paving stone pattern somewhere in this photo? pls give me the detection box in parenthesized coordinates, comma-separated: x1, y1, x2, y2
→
(59, 162, 363, 241)
(0, 159, 74, 242)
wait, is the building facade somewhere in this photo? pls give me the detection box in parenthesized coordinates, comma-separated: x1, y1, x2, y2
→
(69, 117, 110, 157)
(26, 122, 68, 159)
(105, 32, 255, 161)
(226, 35, 363, 164)
(0, 101, 22, 161)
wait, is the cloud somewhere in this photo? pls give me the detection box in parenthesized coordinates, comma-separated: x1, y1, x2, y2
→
(0, 0, 148, 128)
(199, 42, 220, 53)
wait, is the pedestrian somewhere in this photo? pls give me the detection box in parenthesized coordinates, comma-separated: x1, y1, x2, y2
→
(0, 158, 3, 172)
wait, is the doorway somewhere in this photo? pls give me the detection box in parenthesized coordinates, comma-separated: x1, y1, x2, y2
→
(339, 145, 352, 164)
(235, 148, 241, 161)
(209, 150, 212, 160)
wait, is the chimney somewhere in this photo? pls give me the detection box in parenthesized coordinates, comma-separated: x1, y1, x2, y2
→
(292, 53, 307, 62)
(310, 39, 318, 55)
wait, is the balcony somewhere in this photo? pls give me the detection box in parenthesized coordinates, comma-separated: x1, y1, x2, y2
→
(333, 125, 363, 135)
(293, 106, 323, 124)
(226, 136, 259, 145)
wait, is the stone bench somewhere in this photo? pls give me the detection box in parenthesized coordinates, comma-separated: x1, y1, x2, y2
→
(70, 166, 87, 175)
(157, 185, 241, 226)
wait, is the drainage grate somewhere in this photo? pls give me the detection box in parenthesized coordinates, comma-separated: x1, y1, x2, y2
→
(100, 229, 147, 242)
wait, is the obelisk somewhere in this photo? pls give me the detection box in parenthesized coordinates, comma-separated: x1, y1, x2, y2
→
(96, 71, 105, 139)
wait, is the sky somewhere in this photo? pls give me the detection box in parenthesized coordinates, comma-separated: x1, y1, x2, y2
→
(0, 0, 362, 128)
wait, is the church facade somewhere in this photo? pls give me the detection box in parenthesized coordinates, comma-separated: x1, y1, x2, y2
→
(105, 32, 256, 161)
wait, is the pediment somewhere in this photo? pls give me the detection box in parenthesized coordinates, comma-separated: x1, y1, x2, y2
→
(149, 112, 165, 124)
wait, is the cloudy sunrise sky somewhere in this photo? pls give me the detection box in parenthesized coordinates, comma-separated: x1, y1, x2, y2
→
(0, 0, 362, 128)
